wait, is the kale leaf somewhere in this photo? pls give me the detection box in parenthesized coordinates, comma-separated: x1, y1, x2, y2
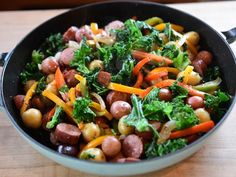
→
(84, 68, 109, 95)
(111, 59, 135, 85)
(145, 138, 187, 158)
(70, 39, 92, 75)
(72, 97, 96, 123)
(204, 66, 220, 82)
(169, 79, 188, 99)
(20, 50, 44, 84)
(171, 98, 199, 130)
(161, 42, 190, 71)
(35, 77, 47, 94)
(39, 33, 66, 57)
(205, 90, 231, 113)
(124, 95, 159, 138)
(46, 106, 64, 129)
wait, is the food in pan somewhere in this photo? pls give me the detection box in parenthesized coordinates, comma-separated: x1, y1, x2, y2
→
(14, 16, 231, 162)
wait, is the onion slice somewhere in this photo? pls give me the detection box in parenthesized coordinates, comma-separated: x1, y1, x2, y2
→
(90, 92, 106, 111)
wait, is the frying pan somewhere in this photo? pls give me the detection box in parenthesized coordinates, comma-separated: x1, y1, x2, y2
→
(0, 1, 236, 176)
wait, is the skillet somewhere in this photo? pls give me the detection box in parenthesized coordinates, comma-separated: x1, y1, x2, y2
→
(0, 1, 236, 176)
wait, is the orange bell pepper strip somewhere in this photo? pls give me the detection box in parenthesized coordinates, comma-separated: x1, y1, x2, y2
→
(133, 72, 144, 88)
(82, 135, 113, 151)
(108, 82, 145, 96)
(133, 57, 150, 75)
(155, 79, 176, 88)
(150, 67, 180, 75)
(155, 23, 184, 33)
(20, 82, 38, 115)
(182, 66, 194, 84)
(42, 90, 74, 120)
(55, 67, 66, 89)
(131, 50, 173, 65)
(169, 121, 215, 139)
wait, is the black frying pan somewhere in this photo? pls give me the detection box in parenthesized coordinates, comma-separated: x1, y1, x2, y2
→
(0, 1, 236, 176)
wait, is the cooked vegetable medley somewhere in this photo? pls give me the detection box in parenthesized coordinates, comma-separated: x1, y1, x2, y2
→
(14, 17, 231, 162)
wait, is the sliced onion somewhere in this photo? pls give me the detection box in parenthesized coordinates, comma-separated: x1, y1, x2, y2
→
(94, 35, 115, 45)
(157, 120, 176, 144)
(68, 40, 80, 50)
(93, 110, 106, 117)
(90, 92, 106, 111)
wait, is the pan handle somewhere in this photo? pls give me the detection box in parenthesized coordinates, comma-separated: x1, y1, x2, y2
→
(222, 27, 236, 44)
(0, 52, 8, 108)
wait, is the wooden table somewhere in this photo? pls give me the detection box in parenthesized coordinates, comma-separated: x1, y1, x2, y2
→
(0, 1, 236, 177)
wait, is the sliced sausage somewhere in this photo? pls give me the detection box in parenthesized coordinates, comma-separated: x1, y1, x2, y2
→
(106, 91, 129, 107)
(110, 101, 131, 119)
(54, 123, 81, 145)
(105, 20, 124, 35)
(116, 157, 140, 163)
(122, 134, 143, 159)
(63, 26, 79, 42)
(136, 121, 161, 141)
(101, 136, 121, 157)
(57, 145, 79, 157)
(97, 71, 111, 86)
(50, 132, 59, 146)
(192, 59, 207, 76)
(31, 96, 45, 112)
(13, 95, 25, 110)
(41, 57, 58, 74)
(60, 48, 75, 66)
(195, 50, 213, 65)
(63, 69, 79, 87)
(75, 26, 93, 42)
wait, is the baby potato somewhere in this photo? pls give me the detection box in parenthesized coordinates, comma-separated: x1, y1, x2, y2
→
(82, 123, 101, 142)
(80, 148, 106, 162)
(89, 60, 104, 71)
(184, 31, 200, 45)
(195, 108, 211, 123)
(177, 70, 202, 86)
(118, 116, 134, 135)
(22, 108, 42, 129)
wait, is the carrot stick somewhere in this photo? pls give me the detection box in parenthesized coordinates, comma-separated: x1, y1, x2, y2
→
(133, 72, 144, 88)
(169, 121, 215, 139)
(155, 79, 175, 88)
(150, 67, 180, 75)
(55, 67, 66, 89)
(131, 50, 173, 65)
(145, 71, 168, 82)
(179, 82, 205, 98)
(47, 106, 56, 121)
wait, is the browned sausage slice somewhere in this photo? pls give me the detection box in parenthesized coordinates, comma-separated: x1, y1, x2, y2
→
(106, 91, 129, 107)
(75, 27, 93, 42)
(105, 20, 124, 35)
(63, 26, 79, 42)
(63, 69, 79, 87)
(60, 48, 75, 66)
(97, 71, 111, 86)
(54, 123, 81, 145)
(122, 134, 143, 158)
(41, 57, 58, 74)
(13, 95, 25, 110)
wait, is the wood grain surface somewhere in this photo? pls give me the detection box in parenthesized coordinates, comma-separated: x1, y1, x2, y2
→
(0, 1, 236, 177)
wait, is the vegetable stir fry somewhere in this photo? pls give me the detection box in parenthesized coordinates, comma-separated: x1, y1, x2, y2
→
(14, 17, 231, 162)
